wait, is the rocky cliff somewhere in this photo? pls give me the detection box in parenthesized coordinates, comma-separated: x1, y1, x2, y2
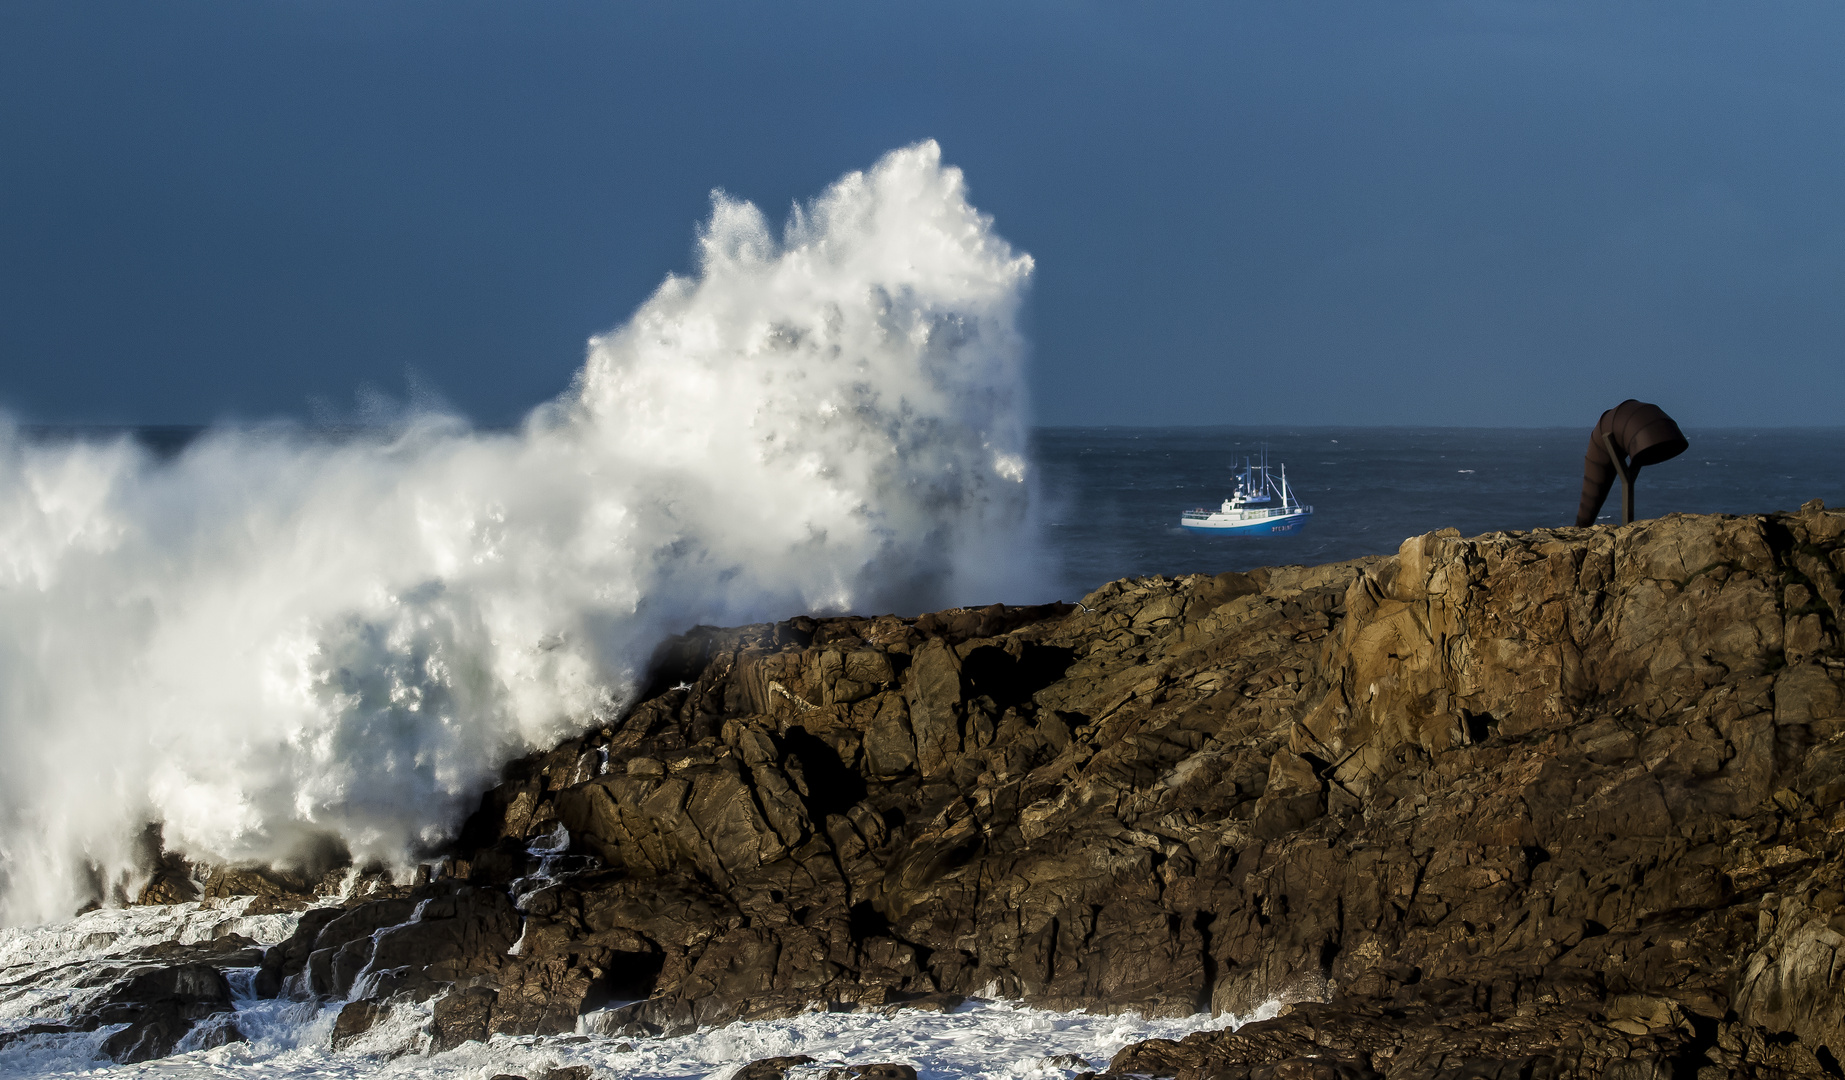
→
(94, 503, 1845, 1074)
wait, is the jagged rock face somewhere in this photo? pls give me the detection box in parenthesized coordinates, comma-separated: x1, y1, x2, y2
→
(89, 964, 242, 1063)
(1102, 502, 1845, 1078)
(231, 504, 1845, 1075)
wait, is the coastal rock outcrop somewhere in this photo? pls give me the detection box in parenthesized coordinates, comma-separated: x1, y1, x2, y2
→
(0, 936, 261, 1063)
(134, 502, 1845, 1074)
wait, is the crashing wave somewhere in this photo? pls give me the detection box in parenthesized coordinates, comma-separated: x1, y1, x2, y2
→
(0, 141, 1042, 925)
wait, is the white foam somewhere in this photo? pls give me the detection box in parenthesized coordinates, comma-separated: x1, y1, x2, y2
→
(0, 903, 1276, 1078)
(0, 141, 1045, 925)
(0, 897, 298, 976)
(0, 995, 1258, 1080)
(0, 902, 292, 1076)
(0, 905, 1270, 1079)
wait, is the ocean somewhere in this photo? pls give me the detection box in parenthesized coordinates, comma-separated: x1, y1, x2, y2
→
(44, 421, 1845, 602)
(1036, 425, 1845, 599)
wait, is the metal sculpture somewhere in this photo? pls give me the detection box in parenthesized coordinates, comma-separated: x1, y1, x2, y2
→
(1575, 400, 1689, 526)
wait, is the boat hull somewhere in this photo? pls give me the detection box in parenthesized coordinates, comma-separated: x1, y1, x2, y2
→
(1180, 510, 1311, 535)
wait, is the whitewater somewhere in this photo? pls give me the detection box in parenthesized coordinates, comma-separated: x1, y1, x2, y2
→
(0, 898, 1262, 1080)
(0, 141, 1042, 927)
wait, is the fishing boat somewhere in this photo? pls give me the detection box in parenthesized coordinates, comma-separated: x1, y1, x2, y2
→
(1180, 448, 1313, 535)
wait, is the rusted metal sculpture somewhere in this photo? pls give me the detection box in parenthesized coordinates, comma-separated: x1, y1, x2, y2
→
(1576, 399, 1689, 527)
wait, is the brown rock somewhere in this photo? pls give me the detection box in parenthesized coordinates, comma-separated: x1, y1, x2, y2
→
(429, 986, 496, 1052)
(862, 695, 918, 777)
(827, 1066, 917, 1080)
(101, 508, 1845, 1073)
(906, 639, 964, 777)
(91, 963, 239, 1063)
(330, 1000, 385, 1049)
(1250, 749, 1324, 839)
(737, 1056, 817, 1080)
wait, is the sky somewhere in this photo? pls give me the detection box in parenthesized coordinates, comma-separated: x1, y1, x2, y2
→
(2, 2, 1842, 429)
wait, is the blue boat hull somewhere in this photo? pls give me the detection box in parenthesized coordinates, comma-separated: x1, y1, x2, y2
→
(1180, 512, 1310, 536)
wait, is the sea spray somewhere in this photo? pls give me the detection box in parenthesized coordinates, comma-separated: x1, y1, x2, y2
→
(0, 141, 1042, 925)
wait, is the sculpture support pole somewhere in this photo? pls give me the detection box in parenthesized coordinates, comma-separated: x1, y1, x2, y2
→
(1578, 400, 1685, 527)
(1603, 432, 1635, 525)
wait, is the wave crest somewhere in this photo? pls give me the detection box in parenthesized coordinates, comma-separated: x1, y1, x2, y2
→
(0, 141, 1041, 924)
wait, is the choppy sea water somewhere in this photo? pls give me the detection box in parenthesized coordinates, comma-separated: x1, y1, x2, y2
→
(0, 903, 1258, 1080)
(66, 423, 1845, 602)
(1036, 426, 1845, 598)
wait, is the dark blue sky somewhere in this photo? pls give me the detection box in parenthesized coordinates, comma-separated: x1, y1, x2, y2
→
(3, 2, 1841, 427)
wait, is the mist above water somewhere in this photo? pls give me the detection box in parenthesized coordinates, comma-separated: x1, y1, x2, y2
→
(0, 141, 1043, 925)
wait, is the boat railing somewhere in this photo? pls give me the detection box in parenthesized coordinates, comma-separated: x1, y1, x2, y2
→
(1182, 503, 1312, 521)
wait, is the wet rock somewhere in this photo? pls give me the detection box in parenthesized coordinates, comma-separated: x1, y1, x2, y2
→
(737, 1056, 817, 1080)
(330, 1000, 386, 1049)
(93, 963, 239, 1063)
(104, 507, 1845, 1071)
(429, 985, 497, 1052)
(121, 933, 266, 970)
(253, 905, 343, 997)
(826, 1066, 917, 1080)
(134, 840, 201, 906)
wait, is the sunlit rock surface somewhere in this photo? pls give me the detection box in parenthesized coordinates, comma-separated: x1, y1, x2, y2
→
(101, 502, 1845, 1075)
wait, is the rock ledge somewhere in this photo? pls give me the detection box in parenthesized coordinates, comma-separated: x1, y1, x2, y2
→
(128, 503, 1845, 1076)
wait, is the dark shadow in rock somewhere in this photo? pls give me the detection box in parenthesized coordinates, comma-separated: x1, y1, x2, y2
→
(961, 644, 1076, 709)
(783, 726, 866, 818)
(638, 627, 723, 703)
(1319, 935, 1342, 976)
(1193, 910, 1218, 1007)
(581, 949, 665, 1013)
(1670, 1014, 1724, 1080)
(849, 901, 892, 942)
(461, 837, 538, 886)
